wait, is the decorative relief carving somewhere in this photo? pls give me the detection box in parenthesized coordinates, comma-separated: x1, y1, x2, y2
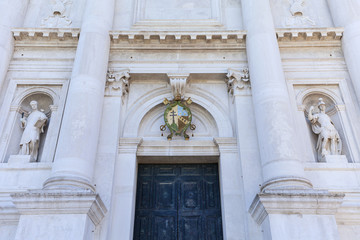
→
(286, 0, 315, 27)
(167, 73, 190, 101)
(106, 69, 130, 98)
(307, 98, 342, 161)
(18, 100, 48, 162)
(41, 0, 72, 28)
(226, 68, 250, 96)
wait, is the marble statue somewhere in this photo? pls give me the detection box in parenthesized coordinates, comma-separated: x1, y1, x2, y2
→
(308, 98, 342, 159)
(19, 100, 48, 161)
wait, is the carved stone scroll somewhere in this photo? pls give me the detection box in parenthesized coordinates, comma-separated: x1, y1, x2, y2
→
(106, 69, 130, 99)
(226, 68, 250, 96)
(167, 73, 190, 101)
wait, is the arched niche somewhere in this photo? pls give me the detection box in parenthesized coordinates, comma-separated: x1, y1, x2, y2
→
(6, 92, 54, 162)
(138, 102, 218, 139)
(302, 92, 349, 162)
(122, 88, 232, 138)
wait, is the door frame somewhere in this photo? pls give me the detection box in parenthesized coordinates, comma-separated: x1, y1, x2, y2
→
(108, 137, 245, 240)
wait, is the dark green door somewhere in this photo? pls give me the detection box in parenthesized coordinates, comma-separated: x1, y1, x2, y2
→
(133, 164, 223, 240)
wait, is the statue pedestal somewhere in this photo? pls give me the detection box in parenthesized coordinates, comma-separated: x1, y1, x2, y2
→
(323, 155, 348, 164)
(8, 155, 35, 164)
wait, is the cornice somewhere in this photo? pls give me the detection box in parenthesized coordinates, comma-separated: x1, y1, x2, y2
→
(11, 27, 343, 48)
(11, 190, 107, 225)
(13, 28, 80, 41)
(249, 189, 345, 225)
(276, 27, 343, 41)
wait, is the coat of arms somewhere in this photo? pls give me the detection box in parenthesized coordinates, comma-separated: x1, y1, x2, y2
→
(161, 97, 195, 140)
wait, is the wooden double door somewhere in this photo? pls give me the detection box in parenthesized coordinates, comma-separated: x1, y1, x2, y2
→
(134, 164, 223, 240)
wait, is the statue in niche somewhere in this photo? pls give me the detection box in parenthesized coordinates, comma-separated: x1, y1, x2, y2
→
(308, 98, 342, 160)
(18, 100, 48, 161)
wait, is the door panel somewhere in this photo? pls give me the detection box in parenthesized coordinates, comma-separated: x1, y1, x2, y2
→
(134, 164, 223, 240)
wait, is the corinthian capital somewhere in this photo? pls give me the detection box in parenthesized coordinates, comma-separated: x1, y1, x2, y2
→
(106, 69, 130, 98)
(226, 68, 250, 96)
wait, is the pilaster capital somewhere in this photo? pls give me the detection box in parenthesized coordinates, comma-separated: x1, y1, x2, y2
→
(214, 137, 237, 153)
(118, 137, 143, 154)
(226, 68, 251, 96)
(106, 69, 130, 98)
(11, 190, 107, 226)
(249, 189, 344, 225)
(167, 73, 190, 101)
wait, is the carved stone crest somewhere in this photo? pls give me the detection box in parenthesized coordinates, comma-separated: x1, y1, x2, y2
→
(160, 73, 195, 140)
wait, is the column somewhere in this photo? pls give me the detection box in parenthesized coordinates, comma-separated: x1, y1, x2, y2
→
(43, 0, 116, 191)
(241, 1, 345, 239)
(0, 0, 29, 91)
(108, 138, 142, 240)
(327, 0, 360, 106)
(241, 0, 312, 190)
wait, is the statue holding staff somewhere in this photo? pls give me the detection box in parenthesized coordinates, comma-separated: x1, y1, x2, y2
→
(308, 98, 342, 160)
(19, 100, 48, 161)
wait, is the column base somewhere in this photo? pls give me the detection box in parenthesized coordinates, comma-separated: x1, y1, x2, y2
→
(43, 175, 96, 192)
(11, 190, 107, 240)
(261, 176, 313, 192)
(249, 189, 344, 240)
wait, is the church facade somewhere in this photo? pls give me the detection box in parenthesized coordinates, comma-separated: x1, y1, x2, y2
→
(1, 0, 360, 239)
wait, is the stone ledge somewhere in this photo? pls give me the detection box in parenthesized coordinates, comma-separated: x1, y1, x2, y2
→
(136, 138, 220, 156)
(11, 190, 107, 225)
(336, 192, 360, 225)
(12, 28, 80, 41)
(276, 27, 343, 41)
(11, 28, 343, 46)
(110, 30, 247, 44)
(249, 189, 345, 225)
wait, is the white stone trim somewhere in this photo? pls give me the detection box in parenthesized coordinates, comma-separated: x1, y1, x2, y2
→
(249, 189, 345, 225)
(118, 137, 143, 154)
(11, 190, 107, 226)
(277, 27, 343, 41)
(12, 28, 80, 41)
(137, 139, 219, 156)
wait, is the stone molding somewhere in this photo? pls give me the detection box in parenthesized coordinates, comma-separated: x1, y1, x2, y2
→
(249, 189, 345, 225)
(106, 69, 130, 97)
(137, 139, 219, 156)
(13, 28, 80, 41)
(214, 137, 237, 153)
(277, 27, 343, 41)
(11, 190, 107, 225)
(11, 28, 342, 46)
(118, 137, 143, 154)
(110, 31, 246, 44)
(226, 68, 250, 96)
(336, 192, 360, 225)
(167, 73, 189, 100)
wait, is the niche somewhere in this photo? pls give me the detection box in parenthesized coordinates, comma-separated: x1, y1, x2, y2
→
(302, 93, 349, 162)
(6, 93, 53, 163)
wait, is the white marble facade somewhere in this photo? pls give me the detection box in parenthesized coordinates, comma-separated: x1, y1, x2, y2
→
(0, 0, 360, 240)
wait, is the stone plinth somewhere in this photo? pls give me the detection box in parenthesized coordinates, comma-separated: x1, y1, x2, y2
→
(11, 190, 107, 240)
(249, 189, 344, 240)
(323, 155, 348, 164)
(8, 155, 34, 164)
